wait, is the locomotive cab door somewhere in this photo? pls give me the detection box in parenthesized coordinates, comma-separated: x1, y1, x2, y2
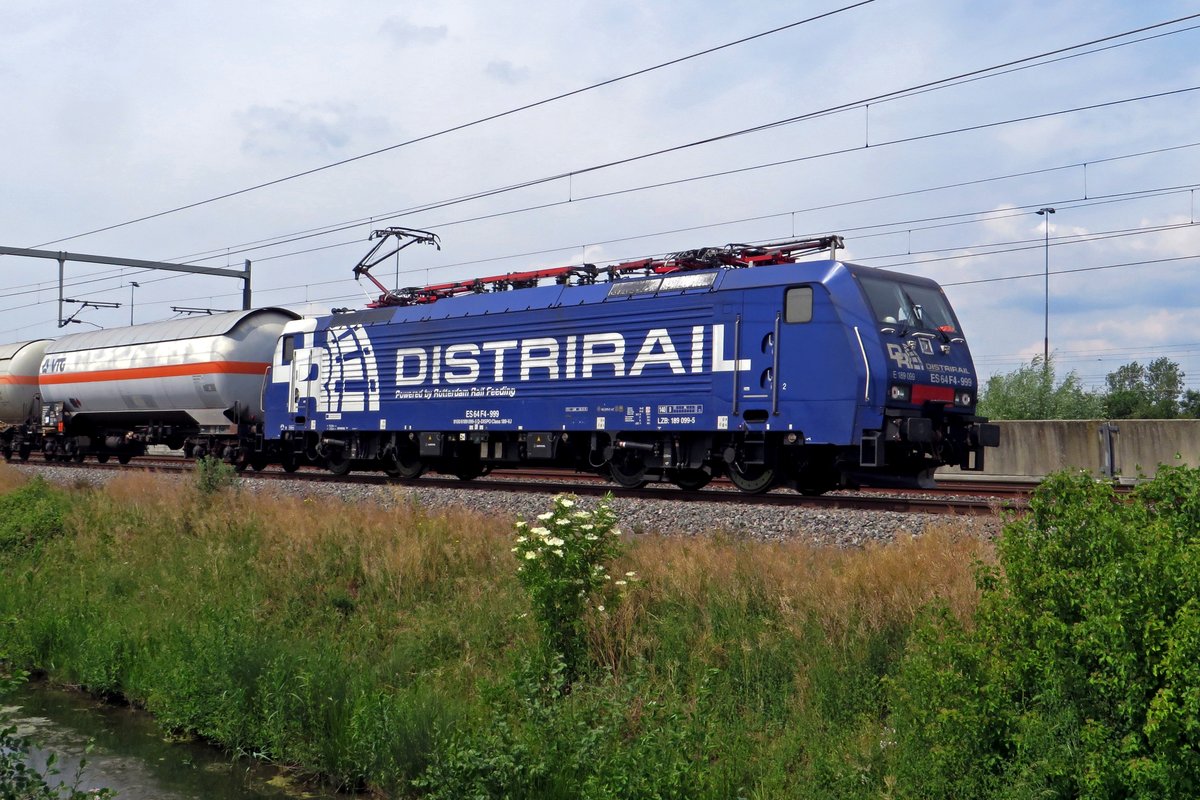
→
(289, 348, 320, 419)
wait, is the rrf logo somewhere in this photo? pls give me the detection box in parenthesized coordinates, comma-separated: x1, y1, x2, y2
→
(886, 343, 924, 371)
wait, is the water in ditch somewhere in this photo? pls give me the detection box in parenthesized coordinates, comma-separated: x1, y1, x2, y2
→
(4, 682, 352, 799)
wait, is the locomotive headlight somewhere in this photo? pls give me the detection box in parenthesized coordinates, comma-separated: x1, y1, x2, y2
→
(888, 383, 911, 402)
(955, 390, 974, 407)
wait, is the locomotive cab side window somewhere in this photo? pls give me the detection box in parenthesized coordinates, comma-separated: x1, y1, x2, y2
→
(785, 286, 813, 323)
(280, 334, 296, 365)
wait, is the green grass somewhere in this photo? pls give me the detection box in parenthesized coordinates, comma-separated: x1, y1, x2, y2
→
(0, 465, 988, 798)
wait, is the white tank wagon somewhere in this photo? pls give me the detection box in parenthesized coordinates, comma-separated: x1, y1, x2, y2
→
(0, 340, 52, 461)
(39, 308, 298, 464)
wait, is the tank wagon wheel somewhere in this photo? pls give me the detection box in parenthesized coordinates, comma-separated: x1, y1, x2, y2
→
(117, 454, 132, 465)
(96, 454, 110, 464)
(608, 452, 650, 489)
(727, 462, 777, 495)
(18, 446, 32, 462)
(72, 451, 86, 464)
(281, 457, 299, 473)
(671, 468, 713, 492)
(250, 455, 269, 472)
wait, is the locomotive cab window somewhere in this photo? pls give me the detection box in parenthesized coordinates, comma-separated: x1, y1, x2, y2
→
(280, 335, 296, 365)
(857, 273, 958, 333)
(785, 286, 813, 323)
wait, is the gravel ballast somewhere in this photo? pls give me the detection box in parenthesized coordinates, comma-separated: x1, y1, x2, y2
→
(8, 463, 1003, 547)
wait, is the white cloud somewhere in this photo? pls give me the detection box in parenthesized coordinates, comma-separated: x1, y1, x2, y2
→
(379, 17, 448, 46)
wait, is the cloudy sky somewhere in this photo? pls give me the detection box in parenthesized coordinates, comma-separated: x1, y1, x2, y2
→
(3, 1, 1199, 390)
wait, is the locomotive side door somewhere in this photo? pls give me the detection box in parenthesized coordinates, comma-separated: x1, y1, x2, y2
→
(289, 347, 320, 419)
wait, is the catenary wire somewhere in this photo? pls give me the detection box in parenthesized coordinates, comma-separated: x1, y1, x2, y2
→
(28, 2, 877, 250)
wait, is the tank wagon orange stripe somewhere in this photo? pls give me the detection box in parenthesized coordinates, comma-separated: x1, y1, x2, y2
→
(38, 361, 270, 385)
(0, 376, 39, 385)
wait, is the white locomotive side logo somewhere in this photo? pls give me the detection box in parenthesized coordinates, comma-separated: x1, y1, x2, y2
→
(317, 324, 380, 413)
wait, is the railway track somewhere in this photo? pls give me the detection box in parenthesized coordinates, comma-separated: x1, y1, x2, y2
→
(8, 454, 1025, 516)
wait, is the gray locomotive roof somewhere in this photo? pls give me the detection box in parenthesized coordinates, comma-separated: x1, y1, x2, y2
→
(0, 340, 51, 361)
(45, 307, 300, 354)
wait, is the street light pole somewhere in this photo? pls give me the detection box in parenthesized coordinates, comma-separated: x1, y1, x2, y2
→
(129, 281, 140, 326)
(1036, 207, 1055, 366)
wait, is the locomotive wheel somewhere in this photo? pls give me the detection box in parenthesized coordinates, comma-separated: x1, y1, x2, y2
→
(18, 445, 32, 462)
(325, 451, 352, 476)
(727, 463, 777, 494)
(383, 449, 424, 480)
(671, 468, 712, 492)
(454, 464, 492, 481)
(1, 447, 11, 462)
(96, 454, 110, 464)
(608, 452, 649, 489)
(72, 451, 86, 464)
(452, 453, 489, 481)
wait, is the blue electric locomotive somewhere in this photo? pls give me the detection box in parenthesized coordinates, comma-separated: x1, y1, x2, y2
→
(262, 232, 999, 493)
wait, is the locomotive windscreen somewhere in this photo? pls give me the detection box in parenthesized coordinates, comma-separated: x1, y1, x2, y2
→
(856, 273, 958, 333)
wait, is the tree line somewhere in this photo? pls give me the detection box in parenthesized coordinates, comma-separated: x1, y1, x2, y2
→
(978, 355, 1200, 420)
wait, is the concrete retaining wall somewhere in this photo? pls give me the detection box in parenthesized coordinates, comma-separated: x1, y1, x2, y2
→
(938, 420, 1200, 480)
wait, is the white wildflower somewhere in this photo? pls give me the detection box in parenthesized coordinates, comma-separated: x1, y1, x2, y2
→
(525, 551, 537, 560)
(625, 571, 637, 578)
(546, 536, 565, 547)
(530, 526, 551, 538)
(516, 536, 527, 543)
(553, 549, 564, 557)
(537, 512, 553, 521)
(558, 498, 576, 508)
(597, 605, 605, 612)
(615, 580, 627, 586)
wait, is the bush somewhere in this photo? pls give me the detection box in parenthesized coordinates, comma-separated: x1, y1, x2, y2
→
(0, 476, 68, 552)
(889, 466, 1200, 798)
(511, 494, 634, 681)
(194, 456, 238, 496)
